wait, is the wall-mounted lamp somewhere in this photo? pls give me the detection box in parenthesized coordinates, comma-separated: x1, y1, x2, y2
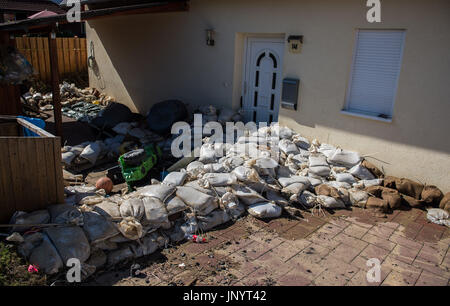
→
(206, 29, 215, 46)
(287, 35, 303, 53)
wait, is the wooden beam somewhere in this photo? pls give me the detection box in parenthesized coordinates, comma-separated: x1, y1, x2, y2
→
(48, 28, 63, 143)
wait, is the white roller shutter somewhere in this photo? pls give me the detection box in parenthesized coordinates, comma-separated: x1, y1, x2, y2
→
(346, 30, 405, 117)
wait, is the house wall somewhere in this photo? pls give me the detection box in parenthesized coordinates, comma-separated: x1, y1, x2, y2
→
(86, 0, 450, 191)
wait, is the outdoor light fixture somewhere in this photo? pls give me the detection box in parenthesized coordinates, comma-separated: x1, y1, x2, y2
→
(206, 29, 215, 46)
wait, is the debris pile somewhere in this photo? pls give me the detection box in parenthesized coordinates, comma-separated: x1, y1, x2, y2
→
(7, 123, 449, 278)
(22, 82, 115, 119)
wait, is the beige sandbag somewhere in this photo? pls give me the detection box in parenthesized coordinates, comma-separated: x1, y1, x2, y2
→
(120, 198, 145, 221)
(421, 185, 444, 207)
(44, 226, 91, 264)
(439, 192, 450, 213)
(82, 211, 119, 244)
(366, 197, 388, 212)
(361, 160, 384, 178)
(94, 201, 121, 219)
(141, 196, 169, 227)
(117, 217, 144, 241)
(29, 233, 63, 275)
(176, 186, 218, 215)
(197, 210, 231, 231)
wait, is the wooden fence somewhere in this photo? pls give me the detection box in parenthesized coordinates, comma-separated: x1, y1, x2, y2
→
(15, 36, 88, 82)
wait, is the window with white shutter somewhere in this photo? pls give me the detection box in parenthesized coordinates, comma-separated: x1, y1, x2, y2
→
(344, 29, 406, 119)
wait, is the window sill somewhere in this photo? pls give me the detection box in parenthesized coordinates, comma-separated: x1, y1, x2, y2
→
(340, 110, 392, 123)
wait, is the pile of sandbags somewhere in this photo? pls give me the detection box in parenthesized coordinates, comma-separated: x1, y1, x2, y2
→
(9, 124, 449, 277)
(61, 136, 124, 168)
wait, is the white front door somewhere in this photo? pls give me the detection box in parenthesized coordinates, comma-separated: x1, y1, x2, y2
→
(242, 37, 285, 124)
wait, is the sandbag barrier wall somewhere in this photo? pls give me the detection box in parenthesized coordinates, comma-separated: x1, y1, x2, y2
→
(0, 117, 64, 223)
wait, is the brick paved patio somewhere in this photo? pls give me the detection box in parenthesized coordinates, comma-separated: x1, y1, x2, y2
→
(92, 207, 450, 286)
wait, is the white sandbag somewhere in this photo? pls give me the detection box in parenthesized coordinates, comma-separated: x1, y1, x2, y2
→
(18, 233, 43, 258)
(277, 165, 295, 178)
(299, 191, 318, 208)
(233, 166, 261, 182)
(348, 189, 369, 207)
(327, 148, 362, 168)
(163, 171, 187, 187)
(203, 163, 226, 173)
(248, 202, 282, 219)
(317, 143, 337, 158)
(79, 194, 104, 206)
(112, 122, 132, 135)
(349, 164, 375, 180)
(183, 180, 215, 196)
(44, 226, 90, 264)
(282, 182, 308, 195)
(254, 158, 278, 177)
(266, 190, 289, 207)
(201, 173, 238, 186)
(292, 135, 310, 150)
(137, 184, 176, 202)
(325, 181, 352, 190)
(79, 141, 102, 165)
(353, 179, 383, 189)
(141, 197, 169, 227)
(198, 210, 231, 231)
(48, 204, 83, 225)
(176, 186, 218, 215)
(221, 156, 244, 170)
(120, 198, 145, 221)
(82, 211, 119, 244)
(279, 139, 299, 155)
(317, 195, 346, 209)
(307, 176, 323, 187)
(29, 233, 63, 275)
(165, 195, 188, 215)
(272, 125, 293, 139)
(335, 173, 356, 184)
(309, 154, 329, 167)
(233, 185, 267, 206)
(10, 210, 50, 232)
(94, 201, 121, 219)
(221, 192, 246, 220)
(117, 217, 144, 241)
(309, 166, 331, 177)
(278, 175, 310, 188)
(62, 151, 76, 165)
(64, 185, 97, 204)
(187, 161, 204, 172)
(426, 209, 449, 227)
(199, 143, 217, 164)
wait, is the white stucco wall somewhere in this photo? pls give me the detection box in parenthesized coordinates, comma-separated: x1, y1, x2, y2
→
(86, 0, 450, 192)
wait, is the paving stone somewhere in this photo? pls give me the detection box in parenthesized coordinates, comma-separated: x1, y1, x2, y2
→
(415, 270, 449, 286)
(415, 224, 445, 243)
(382, 270, 420, 286)
(334, 232, 369, 252)
(285, 256, 326, 279)
(296, 244, 331, 264)
(389, 233, 423, 250)
(281, 223, 317, 240)
(239, 267, 279, 286)
(390, 244, 420, 265)
(248, 230, 284, 248)
(326, 243, 361, 264)
(314, 268, 353, 286)
(343, 224, 371, 239)
(277, 271, 312, 286)
(346, 267, 390, 286)
(265, 218, 300, 234)
(383, 255, 423, 279)
(417, 242, 448, 264)
(361, 233, 397, 251)
(240, 241, 270, 261)
(326, 217, 351, 229)
(366, 223, 397, 239)
(360, 244, 391, 262)
(412, 256, 450, 279)
(318, 257, 360, 279)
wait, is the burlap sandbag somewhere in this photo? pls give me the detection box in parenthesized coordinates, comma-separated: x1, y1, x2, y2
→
(384, 177, 423, 199)
(315, 184, 341, 199)
(421, 185, 444, 207)
(401, 194, 425, 209)
(366, 197, 388, 212)
(439, 192, 450, 213)
(361, 160, 384, 178)
(381, 188, 402, 210)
